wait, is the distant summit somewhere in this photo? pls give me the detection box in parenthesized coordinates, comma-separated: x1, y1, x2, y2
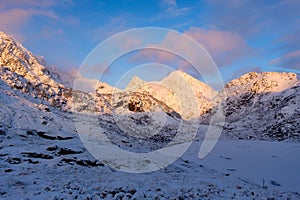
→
(123, 70, 217, 119)
(203, 71, 300, 141)
(125, 76, 146, 91)
(0, 30, 299, 141)
(224, 72, 298, 96)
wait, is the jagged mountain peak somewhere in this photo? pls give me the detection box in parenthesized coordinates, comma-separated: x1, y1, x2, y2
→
(0, 31, 68, 108)
(125, 75, 146, 91)
(162, 70, 217, 98)
(0, 31, 63, 89)
(224, 71, 298, 96)
(121, 70, 217, 119)
(201, 71, 300, 141)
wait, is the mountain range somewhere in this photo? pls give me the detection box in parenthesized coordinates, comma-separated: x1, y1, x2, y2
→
(1, 31, 300, 199)
(1, 31, 299, 141)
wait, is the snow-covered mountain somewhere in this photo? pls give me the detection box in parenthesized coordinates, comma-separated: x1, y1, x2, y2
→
(1, 31, 299, 141)
(1, 31, 300, 199)
(0, 31, 69, 109)
(124, 71, 217, 120)
(202, 72, 300, 141)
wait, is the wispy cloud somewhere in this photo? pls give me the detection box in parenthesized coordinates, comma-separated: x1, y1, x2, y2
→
(0, 0, 73, 9)
(203, 0, 300, 37)
(203, 0, 300, 72)
(270, 50, 300, 71)
(231, 66, 262, 79)
(0, 0, 76, 41)
(162, 0, 190, 16)
(41, 27, 64, 39)
(184, 27, 252, 67)
(0, 0, 55, 9)
(131, 27, 252, 69)
(151, 0, 191, 21)
(90, 16, 132, 42)
(0, 8, 58, 41)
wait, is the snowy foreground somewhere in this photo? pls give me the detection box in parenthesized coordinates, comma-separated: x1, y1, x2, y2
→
(0, 81, 299, 199)
(1, 111, 300, 199)
(1, 137, 300, 199)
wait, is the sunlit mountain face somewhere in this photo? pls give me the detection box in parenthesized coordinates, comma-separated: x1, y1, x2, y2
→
(0, 0, 300, 198)
(0, 32, 300, 199)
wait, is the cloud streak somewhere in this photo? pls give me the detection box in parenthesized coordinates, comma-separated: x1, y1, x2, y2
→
(131, 27, 252, 69)
(270, 50, 300, 71)
(151, 0, 191, 21)
(203, 0, 300, 37)
(184, 27, 252, 67)
(0, 8, 58, 41)
(203, 0, 300, 72)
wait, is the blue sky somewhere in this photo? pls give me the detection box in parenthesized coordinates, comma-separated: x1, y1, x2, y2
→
(0, 0, 299, 87)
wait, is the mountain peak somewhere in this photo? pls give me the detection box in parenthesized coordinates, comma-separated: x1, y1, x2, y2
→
(225, 71, 298, 96)
(0, 30, 66, 108)
(125, 75, 145, 91)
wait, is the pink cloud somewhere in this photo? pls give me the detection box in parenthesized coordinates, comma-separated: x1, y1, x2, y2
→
(184, 27, 252, 66)
(270, 50, 300, 64)
(0, 8, 58, 41)
(270, 50, 300, 70)
(120, 38, 142, 51)
(131, 49, 178, 64)
(64, 15, 80, 26)
(231, 66, 262, 79)
(131, 27, 252, 72)
(1, 0, 55, 8)
(41, 27, 64, 39)
(90, 16, 132, 42)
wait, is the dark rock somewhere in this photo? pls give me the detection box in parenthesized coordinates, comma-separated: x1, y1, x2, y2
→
(37, 131, 56, 140)
(61, 158, 104, 167)
(37, 131, 73, 140)
(0, 130, 6, 136)
(6, 157, 21, 164)
(57, 148, 83, 155)
(129, 188, 137, 195)
(26, 130, 35, 135)
(46, 146, 58, 151)
(270, 180, 281, 186)
(21, 152, 53, 159)
(24, 159, 39, 164)
(76, 160, 102, 167)
(57, 135, 73, 140)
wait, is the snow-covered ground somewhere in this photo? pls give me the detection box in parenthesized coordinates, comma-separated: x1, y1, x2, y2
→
(0, 83, 299, 199)
(194, 140, 300, 193)
(1, 100, 300, 200)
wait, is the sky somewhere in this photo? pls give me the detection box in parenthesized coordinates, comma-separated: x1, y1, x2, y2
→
(0, 0, 299, 88)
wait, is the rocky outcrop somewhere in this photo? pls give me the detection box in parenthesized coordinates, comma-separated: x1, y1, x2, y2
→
(202, 72, 300, 141)
(125, 71, 217, 120)
(1, 31, 299, 141)
(0, 31, 67, 108)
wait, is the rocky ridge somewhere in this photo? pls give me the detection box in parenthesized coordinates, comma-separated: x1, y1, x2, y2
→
(202, 72, 300, 141)
(0, 31, 299, 141)
(1, 31, 300, 199)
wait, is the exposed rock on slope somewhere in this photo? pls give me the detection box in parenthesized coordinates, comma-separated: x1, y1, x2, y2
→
(0, 32, 117, 113)
(125, 76, 145, 91)
(1, 31, 299, 141)
(125, 71, 217, 120)
(203, 72, 300, 141)
(0, 31, 66, 108)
